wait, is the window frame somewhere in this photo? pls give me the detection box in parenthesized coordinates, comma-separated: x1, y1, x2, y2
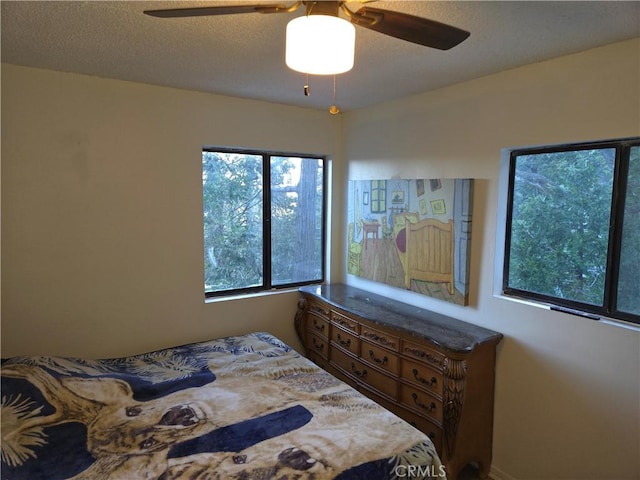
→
(499, 137, 640, 325)
(203, 147, 327, 298)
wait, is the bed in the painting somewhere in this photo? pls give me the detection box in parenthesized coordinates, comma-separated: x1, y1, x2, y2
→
(1, 332, 446, 479)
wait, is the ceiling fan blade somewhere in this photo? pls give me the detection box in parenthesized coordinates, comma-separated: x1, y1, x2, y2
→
(143, 4, 292, 18)
(351, 6, 470, 50)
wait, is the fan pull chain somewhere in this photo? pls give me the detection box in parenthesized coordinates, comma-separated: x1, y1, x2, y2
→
(304, 73, 310, 96)
(329, 75, 340, 114)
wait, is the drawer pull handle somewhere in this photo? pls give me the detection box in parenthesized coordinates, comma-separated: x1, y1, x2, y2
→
(412, 393, 436, 413)
(312, 338, 324, 351)
(412, 369, 437, 387)
(363, 332, 395, 348)
(351, 362, 367, 378)
(313, 319, 325, 332)
(369, 350, 388, 365)
(337, 334, 351, 347)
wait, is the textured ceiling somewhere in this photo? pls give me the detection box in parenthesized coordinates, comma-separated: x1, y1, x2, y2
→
(2, 1, 639, 112)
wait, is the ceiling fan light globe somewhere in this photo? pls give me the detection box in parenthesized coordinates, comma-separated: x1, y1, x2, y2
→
(286, 15, 355, 75)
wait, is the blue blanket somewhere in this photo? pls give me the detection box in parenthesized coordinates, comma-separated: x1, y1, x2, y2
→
(1, 332, 445, 479)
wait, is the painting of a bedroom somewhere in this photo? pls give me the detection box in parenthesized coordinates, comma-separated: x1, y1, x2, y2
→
(347, 178, 474, 305)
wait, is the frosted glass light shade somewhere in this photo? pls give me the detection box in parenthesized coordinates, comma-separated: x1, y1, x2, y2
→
(286, 15, 355, 75)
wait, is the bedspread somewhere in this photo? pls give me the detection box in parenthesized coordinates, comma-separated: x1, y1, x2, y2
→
(1, 332, 446, 479)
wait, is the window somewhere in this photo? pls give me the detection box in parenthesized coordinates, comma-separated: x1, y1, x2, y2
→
(370, 180, 386, 213)
(202, 149, 325, 297)
(500, 137, 639, 325)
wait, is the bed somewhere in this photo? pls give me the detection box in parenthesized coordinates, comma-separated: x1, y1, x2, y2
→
(393, 213, 455, 294)
(1, 332, 446, 479)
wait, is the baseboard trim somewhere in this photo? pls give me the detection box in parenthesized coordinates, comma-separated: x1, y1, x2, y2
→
(489, 465, 517, 480)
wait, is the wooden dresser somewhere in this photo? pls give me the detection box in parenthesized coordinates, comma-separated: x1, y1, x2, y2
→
(295, 284, 503, 480)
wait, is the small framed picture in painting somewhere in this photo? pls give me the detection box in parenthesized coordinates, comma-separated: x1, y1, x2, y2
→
(430, 179, 442, 191)
(431, 199, 446, 215)
(420, 198, 427, 215)
(391, 190, 404, 204)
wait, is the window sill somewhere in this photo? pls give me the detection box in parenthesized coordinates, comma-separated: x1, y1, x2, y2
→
(204, 287, 300, 304)
(494, 293, 640, 333)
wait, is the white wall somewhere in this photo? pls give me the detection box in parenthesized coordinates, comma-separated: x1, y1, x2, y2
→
(1, 64, 341, 357)
(341, 39, 640, 479)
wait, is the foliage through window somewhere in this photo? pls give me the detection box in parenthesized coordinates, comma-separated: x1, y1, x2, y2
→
(203, 149, 325, 296)
(503, 138, 639, 325)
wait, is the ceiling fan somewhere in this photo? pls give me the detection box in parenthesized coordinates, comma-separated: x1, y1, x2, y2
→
(143, 1, 470, 52)
(144, 1, 469, 112)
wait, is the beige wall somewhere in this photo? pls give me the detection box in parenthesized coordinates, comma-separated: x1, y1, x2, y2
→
(342, 39, 640, 480)
(1, 64, 342, 357)
(2, 38, 639, 480)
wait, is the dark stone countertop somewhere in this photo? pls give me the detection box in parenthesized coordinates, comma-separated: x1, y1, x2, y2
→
(300, 284, 503, 353)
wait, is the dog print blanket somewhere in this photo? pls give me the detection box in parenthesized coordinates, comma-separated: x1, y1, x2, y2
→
(1, 332, 446, 479)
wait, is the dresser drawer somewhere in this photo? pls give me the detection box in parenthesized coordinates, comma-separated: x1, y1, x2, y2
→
(401, 339, 445, 371)
(363, 388, 443, 454)
(306, 331, 329, 359)
(331, 310, 360, 333)
(307, 299, 331, 320)
(307, 349, 329, 371)
(306, 312, 329, 339)
(399, 409, 443, 452)
(361, 340, 399, 376)
(331, 326, 359, 355)
(361, 325, 399, 351)
(401, 359, 443, 398)
(400, 384, 443, 423)
(331, 348, 397, 399)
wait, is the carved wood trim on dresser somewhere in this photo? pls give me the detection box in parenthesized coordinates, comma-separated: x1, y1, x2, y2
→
(295, 284, 503, 480)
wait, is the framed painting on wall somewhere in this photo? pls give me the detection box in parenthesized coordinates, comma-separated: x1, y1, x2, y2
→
(347, 178, 474, 306)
